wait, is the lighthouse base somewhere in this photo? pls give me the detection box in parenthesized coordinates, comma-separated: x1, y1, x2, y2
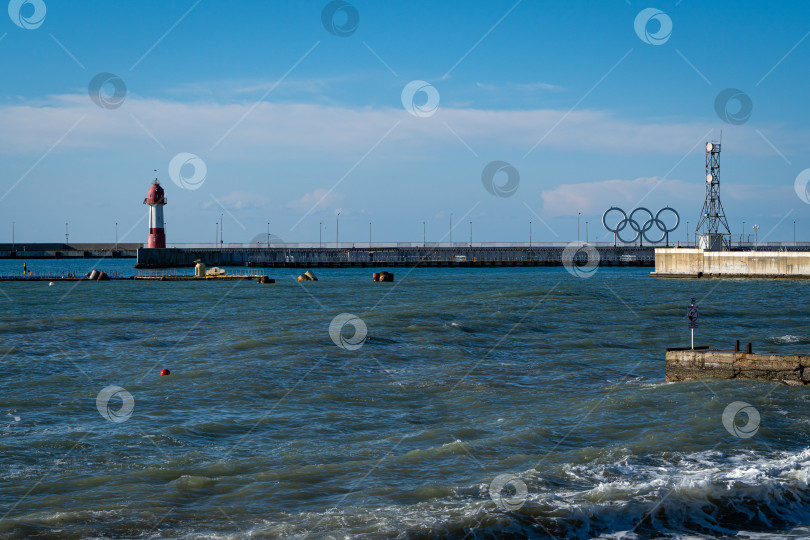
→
(148, 229, 166, 249)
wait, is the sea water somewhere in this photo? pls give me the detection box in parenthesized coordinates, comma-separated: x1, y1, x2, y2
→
(2, 260, 810, 538)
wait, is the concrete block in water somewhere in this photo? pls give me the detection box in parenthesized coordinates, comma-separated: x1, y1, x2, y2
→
(297, 270, 318, 281)
(665, 349, 809, 385)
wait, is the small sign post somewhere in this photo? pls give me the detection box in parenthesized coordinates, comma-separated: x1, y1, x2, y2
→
(687, 298, 699, 349)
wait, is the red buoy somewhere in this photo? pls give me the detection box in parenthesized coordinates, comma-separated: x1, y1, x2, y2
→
(160, 369, 171, 376)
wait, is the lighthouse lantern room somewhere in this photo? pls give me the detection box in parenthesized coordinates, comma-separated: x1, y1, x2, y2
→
(143, 178, 167, 248)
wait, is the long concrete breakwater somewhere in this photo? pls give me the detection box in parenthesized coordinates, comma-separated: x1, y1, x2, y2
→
(135, 243, 659, 269)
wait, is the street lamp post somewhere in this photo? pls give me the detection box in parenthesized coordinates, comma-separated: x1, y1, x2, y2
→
(215, 222, 218, 245)
(267, 221, 270, 246)
(794, 219, 797, 245)
(369, 221, 371, 246)
(529, 221, 532, 247)
(423, 221, 426, 247)
(319, 222, 322, 248)
(753, 224, 760, 250)
(742, 221, 746, 246)
(115, 222, 118, 245)
(449, 213, 453, 245)
(336, 212, 340, 247)
(12, 222, 14, 250)
(577, 212, 581, 242)
(469, 221, 472, 247)
(220, 213, 223, 245)
(586, 221, 589, 243)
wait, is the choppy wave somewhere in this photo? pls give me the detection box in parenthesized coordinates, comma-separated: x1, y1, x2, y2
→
(7, 447, 810, 539)
(767, 334, 810, 345)
(532, 448, 810, 538)
(239, 448, 810, 538)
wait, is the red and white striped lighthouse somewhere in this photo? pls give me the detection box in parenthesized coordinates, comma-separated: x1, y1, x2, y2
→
(143, 178, 167, 248)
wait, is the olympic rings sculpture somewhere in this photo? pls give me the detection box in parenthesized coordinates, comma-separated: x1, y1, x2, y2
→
(602, 207, 679, 244)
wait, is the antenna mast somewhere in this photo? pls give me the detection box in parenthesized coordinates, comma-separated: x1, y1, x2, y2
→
(695, 141, 731, 250)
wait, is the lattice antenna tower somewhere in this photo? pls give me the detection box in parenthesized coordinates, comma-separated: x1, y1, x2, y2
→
(695, 141, 731, 245)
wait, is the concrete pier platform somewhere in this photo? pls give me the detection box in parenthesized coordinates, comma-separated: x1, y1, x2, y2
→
(665, 348, 810, 385)
(133, 274, 262, 281)
(653, 248, 810, 278)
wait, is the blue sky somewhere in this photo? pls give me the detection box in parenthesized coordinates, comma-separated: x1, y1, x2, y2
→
(1, 0, 809, 244)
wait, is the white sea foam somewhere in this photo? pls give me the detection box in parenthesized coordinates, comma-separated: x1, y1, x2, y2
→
(767, 334, 810, 344)
(237, 448, 810, 539)
(526, 448, 810, 537)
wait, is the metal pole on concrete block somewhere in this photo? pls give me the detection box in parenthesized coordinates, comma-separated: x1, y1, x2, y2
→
(687, 298, 699, 350)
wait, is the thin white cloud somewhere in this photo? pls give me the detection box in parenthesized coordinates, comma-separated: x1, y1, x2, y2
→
(0, 94, 801, 161)
(202, 190, 269, 210)
(164, 78, 335, 98)
(476, 81, 563, 92)
(516, 82, 562, 92)
(287, 188, 341, 211)
(541, 177, 701, 217)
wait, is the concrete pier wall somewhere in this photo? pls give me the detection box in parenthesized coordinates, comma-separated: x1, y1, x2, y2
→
(653, 248, 810, 278)
(135, 245, 658, 269)
(0, 243, 140, 259)
(666, 349, 810, 385)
